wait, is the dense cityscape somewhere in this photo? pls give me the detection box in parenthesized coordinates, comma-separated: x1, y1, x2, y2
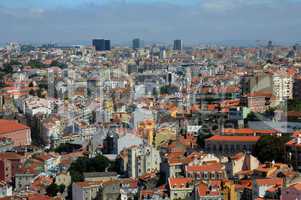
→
(0, 38, 301, 200)
(1, 0, 301, 200)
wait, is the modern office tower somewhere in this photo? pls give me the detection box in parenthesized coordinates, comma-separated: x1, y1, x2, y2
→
(92, 39, 104, 51)
(105, 40, 111, 51)
(92, 39, 111, 51)
(133, 38, 143, 49)
(173, 39, 183, 51)
(159, 49, 166, 59)
(267, 40, 273, 49)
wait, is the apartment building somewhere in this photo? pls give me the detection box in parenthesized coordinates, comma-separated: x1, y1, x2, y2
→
(205, 135, 260, 156)
(272, 75, 293, 101)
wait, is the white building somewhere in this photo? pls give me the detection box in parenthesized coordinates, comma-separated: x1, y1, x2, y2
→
(0, 181, 12, 198)
(41, 116, 63, 145)
(273, 75, 293, 101)
(72, 181, 102, 200)
(128, 144, 161, 178)
(16, 96, 53, 116)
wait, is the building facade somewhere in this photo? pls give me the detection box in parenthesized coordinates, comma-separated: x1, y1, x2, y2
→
(0, 120, 31, 146)
(173, 40, 183, 51)
(272, 75, 293, 101)
(92, 39, 111, 51)
(205, 136, 260, 155)
(128, 144, 161, 178)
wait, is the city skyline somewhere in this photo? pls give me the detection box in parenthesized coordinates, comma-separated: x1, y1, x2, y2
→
(1, 2, 301, 199)
(1, 0, 301, 45)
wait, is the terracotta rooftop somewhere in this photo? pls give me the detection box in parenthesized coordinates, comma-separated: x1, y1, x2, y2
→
(255, 178, 283, 186)
(0, 120, 29, 135)
(287, 183, 301, 191)
(286, 138, 301, 148)
(223, 128, 254, 134)
(74, 181, 104, 188)
(0, 152, 23, 160)
(206, 135, 260, 142)
(247, 92, 273, 97)
(223, 128, 276, 135)
(0, 193, 53, 200)
(32, 175, 53, 191)
(186, 163, 222, 173)
(168, 178, 193, 189)
(198, 181, 222, 197)
(198, 182, 208, 196)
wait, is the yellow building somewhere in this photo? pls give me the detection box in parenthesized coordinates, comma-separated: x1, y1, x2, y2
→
(138, 119, 155, 145)
(223, 181, 238, 200)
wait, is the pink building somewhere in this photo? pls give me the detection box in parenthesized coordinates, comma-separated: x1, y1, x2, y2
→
(0, 152, 24, 182)
(281, 183, 301, 200)
(0, 120, 31, 146)
(240, 92, 277, 113)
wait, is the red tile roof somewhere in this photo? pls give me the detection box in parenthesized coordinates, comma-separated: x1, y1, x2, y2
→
(255, 130, 276, 134)
(292, 131, 301, 138)
(168, 178, 193, 189)
(74, 181, 104, 188)
(206, 135, 260, 142)
(288, 183, 301, 191)
(31, 176, 53, 191)
(255, 178, 283, 186)
(223, 128, 276, 135)
(0, 193, 53, 200)
(198, 182, 208, 196)
(27, 193, 53, 200)
(247, 92, 273, 97)
(186, 163, 222, 173)
(0, 120, 29, 135)
(0, 152, 23, 160)
(223, 128, 254, 134)
(198, 181, 222, 197)
(286, 138, 301, 148)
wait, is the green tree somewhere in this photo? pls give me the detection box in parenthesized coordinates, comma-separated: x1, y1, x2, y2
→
(28, 60, 45, 68)
(46, 183, 65, 197)
(245, 112, 260, 121)
(287, 100, 301, 112)
(69, 155, 111, 182)
(252, 135, 290, 163)
(264, 107, 276, 118)
(29, 89, 37, 96)
(152, 88, 158, 97)
(54, 143, 82, 154)
(58, 184, 65, 193)
(2, 60, 21, 73)
(50, 60, 67, 69)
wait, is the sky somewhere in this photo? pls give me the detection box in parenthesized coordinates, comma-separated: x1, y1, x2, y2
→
(1, 0, 301, 45)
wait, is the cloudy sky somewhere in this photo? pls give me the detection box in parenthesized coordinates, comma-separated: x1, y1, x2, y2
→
(1, 0, 301, 45)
